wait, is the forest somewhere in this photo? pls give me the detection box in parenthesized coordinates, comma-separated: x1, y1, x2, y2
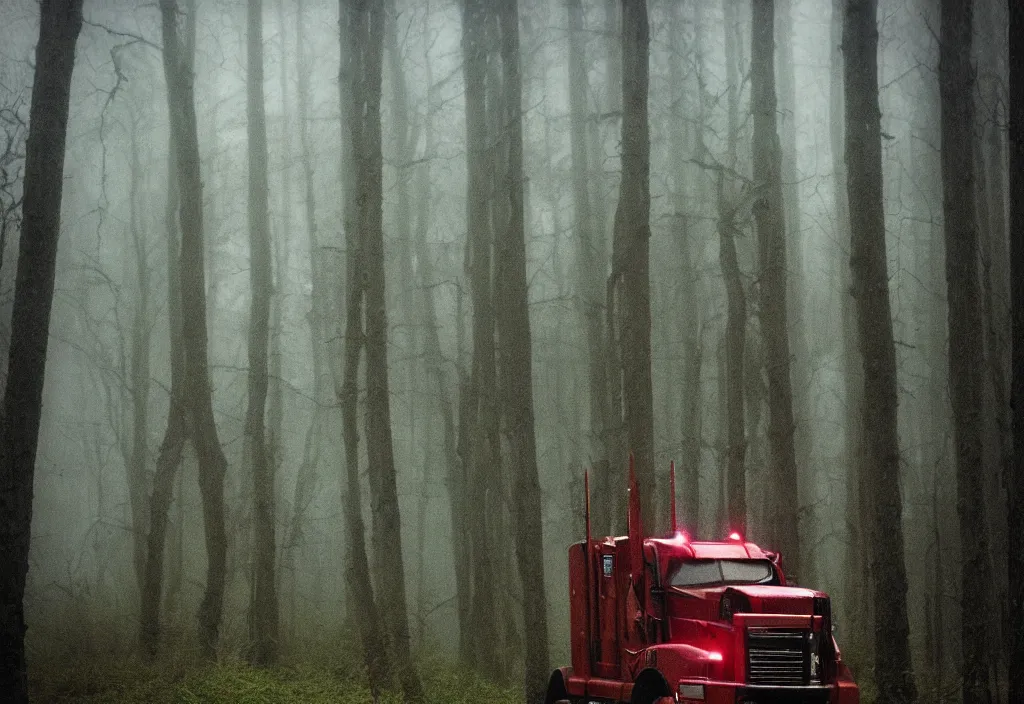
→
(0, 0, 1020, 702)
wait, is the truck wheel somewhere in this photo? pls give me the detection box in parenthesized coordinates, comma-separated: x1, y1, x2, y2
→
(545, 669, 573, 704)
(631, 669, 672, 704)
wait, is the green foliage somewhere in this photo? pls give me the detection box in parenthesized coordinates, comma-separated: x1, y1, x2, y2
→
(418, 657, 521, 704)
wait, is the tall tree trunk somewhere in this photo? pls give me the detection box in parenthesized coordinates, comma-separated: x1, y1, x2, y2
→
(385, 2, 420, 555)
(1008, 1, 1024, 700)
(460, 0, 503, 680)
(339, 0, 391, 696)
(0, 1, 82, 698)
(775, 0, 815, 586)
(596, 0, 624, 536)
(265, 4, 289, 603)
(127, 120, 152, 603)
(712, 342, 727, 535)
(719, 179, 746, 537)
(610, 0, 654, 523)
(975, 4, 1010, 692)
(744, 333, 767, 536)
(163, 462, 186, 622)
(719, 0, 746, 537)
(339, 217, 389, 697)
(494, 1, 550, 701)
(358, 1, 422, 699)
(915, 51, 952, 684)
(668, 0, 703, 537)
(843, 1, 917, 701)
(158, 0, 231, 657)
(751, 0, 799, 579)
(141, 124, 188, 658)
(567, 0, 612, 532)
(832, 0, 871, 670)
(452, 281, 474, 665)
(268, 0, 290, 483)
(939, 2, 994, 702)
(679, 340, 703, 535)
(976, 103, 1008, 704)
(245, 0, 279, 666)
(483, 16, 523, 663)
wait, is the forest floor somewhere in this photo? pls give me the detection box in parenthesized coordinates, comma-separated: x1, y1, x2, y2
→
(29, 652, 519, 703)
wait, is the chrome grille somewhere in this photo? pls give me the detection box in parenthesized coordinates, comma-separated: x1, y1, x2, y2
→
(746, 628, 808, 686)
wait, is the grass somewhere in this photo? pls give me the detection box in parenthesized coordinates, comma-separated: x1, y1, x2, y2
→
(25, 602, 522, 702)
(30, 651, 521, 703)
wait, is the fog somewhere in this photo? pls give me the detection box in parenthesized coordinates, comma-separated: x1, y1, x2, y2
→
(0, 0, 1016, 702)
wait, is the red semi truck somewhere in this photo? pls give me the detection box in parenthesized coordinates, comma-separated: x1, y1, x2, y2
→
(545, 459, 858, 704)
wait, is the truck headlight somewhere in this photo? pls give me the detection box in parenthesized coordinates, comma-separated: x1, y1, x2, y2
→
(719, 589, 751, 621)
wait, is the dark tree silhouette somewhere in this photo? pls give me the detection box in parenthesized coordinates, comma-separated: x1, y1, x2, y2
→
(939, 1, 993, 701)
(720, 0, 746, 537)
(843, 1, 917, 701)
(494, 1, 550, 701)
(0, 1, 83, 699)
(144, 0, 232, 658)
(338, 0, 391, 697)
(567, 0, 613, 534)
(458, 0, 503, 679)
(833, 0, 871, 670)
(359, 0, 422, 698)
(750, 0, 799, 579)
(1007, 0, 1023, 700)
(600, 0, 625, 537)
(244, 0, 279, 666)
(610, 0, 654, 522)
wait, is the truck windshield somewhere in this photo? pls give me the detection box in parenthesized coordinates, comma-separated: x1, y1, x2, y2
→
(670, 559, 777, 588)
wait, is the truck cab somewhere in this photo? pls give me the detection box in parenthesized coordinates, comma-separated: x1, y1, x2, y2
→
(546, 463, 858, 704)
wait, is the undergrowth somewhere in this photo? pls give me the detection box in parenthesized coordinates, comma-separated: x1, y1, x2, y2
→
(30, 649, 520, 703)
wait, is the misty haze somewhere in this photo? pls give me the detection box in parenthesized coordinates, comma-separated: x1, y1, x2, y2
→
(0, 0, 1021, 703)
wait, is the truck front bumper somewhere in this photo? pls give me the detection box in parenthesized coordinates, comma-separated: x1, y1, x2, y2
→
(676, 680, 859, 704)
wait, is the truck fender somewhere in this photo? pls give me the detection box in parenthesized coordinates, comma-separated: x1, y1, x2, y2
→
(544, 667, 571, 704)
(630, 668, 671, 704)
